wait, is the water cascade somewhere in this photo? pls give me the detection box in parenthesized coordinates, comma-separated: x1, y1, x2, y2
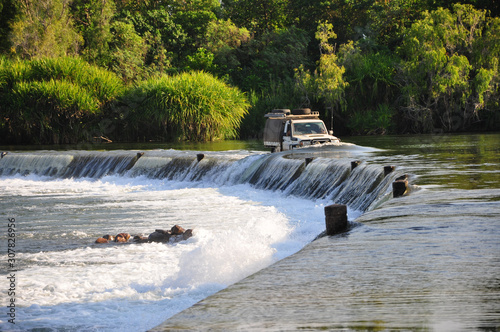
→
(0, 149, 403, 213)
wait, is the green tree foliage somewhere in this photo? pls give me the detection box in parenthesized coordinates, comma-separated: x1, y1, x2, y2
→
(116, 0, 220, 72)
(203, 19, 250, 75)
(121, 8, 180, 73)
(288, 0, 372, 45)
(0, 0, 16, 53)
(10, 0, 83, 58)
(126, 71, 250, 141)
(366, 0, 427, 50)
(337, 41, 397, 134)
(108, 20, 148, 83)
(229, 26, 310, 92)
(0, 57, 123, 143)
(295, 22, 348, 123)
(398, 4, 499, 133)
(205, 19, 251, 53)
(71, 0, 116, 67)
(222, 0, 289, 35)
(1, 0, 499, 142)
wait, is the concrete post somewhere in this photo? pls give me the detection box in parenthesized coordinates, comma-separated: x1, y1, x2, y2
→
(384, 165, 395, 176)
(392, 180, 408, 198)
(324, 204, 348, 235)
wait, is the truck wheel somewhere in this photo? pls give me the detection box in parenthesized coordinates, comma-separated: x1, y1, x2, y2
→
(271, 146, 281, 153)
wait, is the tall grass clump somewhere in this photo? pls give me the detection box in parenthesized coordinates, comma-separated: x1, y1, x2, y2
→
(0, 57, 124, 144)
(27, 57, 124, 103)
(129, 71, 250, 141)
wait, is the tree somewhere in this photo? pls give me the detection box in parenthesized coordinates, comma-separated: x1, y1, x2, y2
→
(366, 0, 427, 51)
(10, 0, 83, 58)
(0, 0, 16, 53)
(121, 8, 181, 73)
(288, 0, 372, 45)
(225, 26, 309, 92)
(223, 0, 289, 35)
(108, 20, 147, 83)
(204, 19, 251, 54)
(337, 41, 397, 134)
(71, 0, 116, 66)
(117, 0, 220, 70)
(172, 9, 217, 62)
(397, 4, 498, 133)
(296, 22, 347, 112)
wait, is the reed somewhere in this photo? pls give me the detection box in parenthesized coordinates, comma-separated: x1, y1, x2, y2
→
(130, 71, 249, 141)
(27, 57, 124, 103)
(0, 56, 124, 144)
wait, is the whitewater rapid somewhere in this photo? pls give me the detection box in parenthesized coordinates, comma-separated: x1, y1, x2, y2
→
(0, 145, 396, 331)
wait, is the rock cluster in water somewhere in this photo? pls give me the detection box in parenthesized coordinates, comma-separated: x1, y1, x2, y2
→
(95, 225, 193, 244)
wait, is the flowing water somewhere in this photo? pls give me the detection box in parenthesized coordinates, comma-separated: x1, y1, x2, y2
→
(0, 133, 499, 331)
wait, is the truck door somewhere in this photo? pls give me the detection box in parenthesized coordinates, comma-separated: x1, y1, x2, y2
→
(282, 121, 292, 151)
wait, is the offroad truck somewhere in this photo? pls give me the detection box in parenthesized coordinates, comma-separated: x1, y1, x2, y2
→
(263, 108, 340, 152)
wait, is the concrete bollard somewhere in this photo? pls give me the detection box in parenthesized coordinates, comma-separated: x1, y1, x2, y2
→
(196, 153, 205, 162)
(396, 174, 408, 181)
(384, 165, 395, 176)
(324, 204, 348, 235)
(351, 160, 361, 170)
(392, 180, 408, 198)
(305, 157, 314, 166)
(125, 152, 145, 171)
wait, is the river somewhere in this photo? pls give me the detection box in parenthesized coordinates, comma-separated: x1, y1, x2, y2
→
(0, 133, 499, 331)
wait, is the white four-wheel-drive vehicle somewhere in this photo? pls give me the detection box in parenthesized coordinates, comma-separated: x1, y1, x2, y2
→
(263, 108, 340, 152)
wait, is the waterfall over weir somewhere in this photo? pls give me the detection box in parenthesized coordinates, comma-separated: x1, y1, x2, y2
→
(0, 148, 402, 212)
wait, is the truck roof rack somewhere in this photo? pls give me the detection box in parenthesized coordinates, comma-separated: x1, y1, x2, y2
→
(265, 110, 320, 119)
(264, 109, 291, 118)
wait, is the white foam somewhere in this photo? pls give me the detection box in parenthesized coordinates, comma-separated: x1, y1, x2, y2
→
(0, 175, 309, 331)
(0, 146, 375, 331)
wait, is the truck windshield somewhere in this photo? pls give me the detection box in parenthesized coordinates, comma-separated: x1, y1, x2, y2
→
(292, 121, 327, 135)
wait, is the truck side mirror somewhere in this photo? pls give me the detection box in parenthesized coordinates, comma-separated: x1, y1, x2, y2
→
(329, 130, 334, 135)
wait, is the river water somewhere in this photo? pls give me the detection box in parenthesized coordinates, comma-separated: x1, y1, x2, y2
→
(0, 133, 499, 331)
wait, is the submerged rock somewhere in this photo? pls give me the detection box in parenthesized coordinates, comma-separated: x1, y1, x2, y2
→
(133, 235, 149, 243)
(115, 233, 130, 242)
(148, 231, 171, 243)
(171, 225, 185, 235)
(183, 229, 193, 240)
(103, 234, 114, 241)
(94, 226, 193, 245)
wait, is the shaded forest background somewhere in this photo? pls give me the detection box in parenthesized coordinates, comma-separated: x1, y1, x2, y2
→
(0, 0, 499, 144)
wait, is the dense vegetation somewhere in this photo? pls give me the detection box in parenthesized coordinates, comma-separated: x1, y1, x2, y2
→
(124, 71, 249, 141)
(0, 0, 498, 144)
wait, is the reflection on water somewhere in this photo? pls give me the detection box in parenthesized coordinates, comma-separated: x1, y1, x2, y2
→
(0, 139, 267, 152)
(153, 133, 500, 331)
(343, 133, 500, 190)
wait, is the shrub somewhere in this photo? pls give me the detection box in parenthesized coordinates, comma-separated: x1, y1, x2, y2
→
(0, 57, 123, 144)
(128, 71, 249, 141)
